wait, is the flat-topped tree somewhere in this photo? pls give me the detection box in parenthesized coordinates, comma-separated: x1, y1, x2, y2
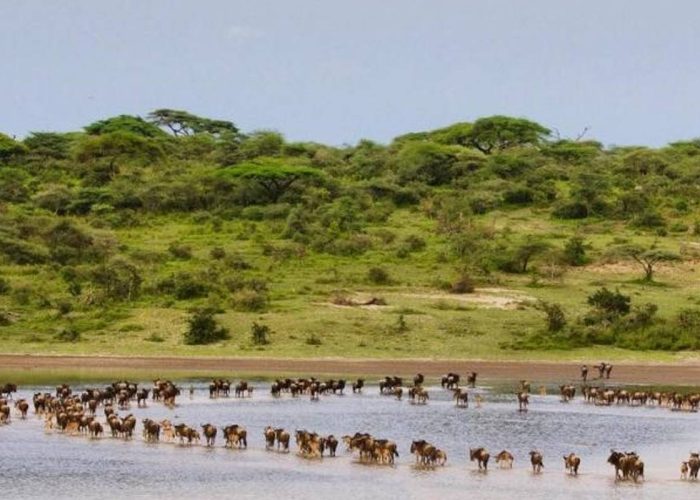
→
(467, 115, 550, 154)
(612, 244, 680, 282)
(222, 158, 323, 203)
(148, 108, 238, 137)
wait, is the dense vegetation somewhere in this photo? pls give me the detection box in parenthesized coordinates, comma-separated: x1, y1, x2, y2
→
(2, 110, 700, 359)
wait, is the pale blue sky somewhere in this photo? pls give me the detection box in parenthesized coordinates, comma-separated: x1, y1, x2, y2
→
(2, 0, 699, 146)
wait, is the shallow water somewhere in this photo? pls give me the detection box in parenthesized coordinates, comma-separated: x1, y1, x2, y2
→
(1, 381, 699, 499)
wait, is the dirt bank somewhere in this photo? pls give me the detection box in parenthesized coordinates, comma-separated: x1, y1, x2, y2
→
(2, 354, 700, 385)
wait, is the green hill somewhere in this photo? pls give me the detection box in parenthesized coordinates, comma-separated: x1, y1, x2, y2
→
(1, 111, 700, 361)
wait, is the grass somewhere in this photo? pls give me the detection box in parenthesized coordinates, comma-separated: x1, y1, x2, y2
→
(1, 208, 700, 363)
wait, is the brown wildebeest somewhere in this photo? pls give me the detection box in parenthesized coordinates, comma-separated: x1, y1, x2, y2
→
(413, 373, 424, 387)
(142, 419, 160, 442)
(222, 424, 247, 448)
(563, 453, 581, 475)
(1, 383, 17, 399)
(410, 440, 436, 466)
(687, 452, 700, 480)
(517, 392, 529, 411)
(201, 423, 217, 447)
(559, 385, 576, 402)
(264, 426, 276, 450)
(530, 451, 544, 473)
(88, 420, 103, 438)
(441, 373, 460, 390)
(429, 448, 447, 466)
(393, 387, 403, 401)
(14, 399, 29, 419)
(608, 450, 644, 482)
(352, 379, 364, 393)
(453, 388, 469, 408)
(581, 365, 588, 382)
(410, 386, 429, 404)
(0, 403, 10, 424)
(605, 364, 613, 379)
(174, 424, 199, 445)
(295, 429, 323, 458)
(469, 447, 490, 470)
(323, 435, 338, 457)
(495, 450, 514, 468)
(681, 461, 690, 480)
(136, 388, 149, 407)
(276, 428, 290, 452)
(597, 363, 606, 378)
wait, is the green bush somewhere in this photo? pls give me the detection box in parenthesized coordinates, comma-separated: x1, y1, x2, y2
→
(250, 321, 270, 345)
(183, 309, 229, 345)
(55, 327, 81, 343)
(367, 266, 391, 285)
(231, 289, 268, 312)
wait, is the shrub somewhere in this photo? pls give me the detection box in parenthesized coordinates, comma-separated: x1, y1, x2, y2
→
(183, 308, 229, 345)
(250, 321, 270, 345)
(367, 266, 391, 285)
(587, 287, 631, 318)
(56, 301, 73, 316)
(0, 277, 10, 295)
(158, 272, 208, 300)
(210, 247, 226, 260)
(168, 243, 193, 259)
(450, 274, 475, 294)
(553, 201, 589, 219)
(563, 236, 589, 266)
(305, 334, 322, 346)
(537, 301, 566, 332)
(55, 327, 81, 343)
(231, 289, 268, 312)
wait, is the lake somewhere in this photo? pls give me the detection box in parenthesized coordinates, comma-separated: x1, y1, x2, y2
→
(1, 380, 698, 499)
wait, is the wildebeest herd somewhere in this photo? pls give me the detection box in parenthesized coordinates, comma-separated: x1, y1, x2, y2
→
(1, 368, 700, 483)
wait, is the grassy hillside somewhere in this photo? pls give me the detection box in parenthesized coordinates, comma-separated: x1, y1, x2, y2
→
(1, 112, 700, 361)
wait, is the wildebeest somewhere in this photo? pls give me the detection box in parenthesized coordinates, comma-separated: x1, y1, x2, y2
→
(1, 383, 17, 399)
(466, 372, 477, 388)
(453, 387, 469, 408)
(14, 399, 29, 419)
(470, 447, 490, 470)
(581, 365, 588, 382)
(379, 376, 402, 395)
(687, 452, 700, 480)
(345, 433, 399, 464)
(495, 450, 514, 468)
(413, 373, 424, 387)
(222, 424, 247, 448)
(201, 423, 217, 447)
(322, 435, 338, 457)
(352, 379, 364, 393)
(408, 386, 429, 404)
(516, 392, 529, 411)
(441, 373, 460, 390)
(295, 429, 324, 458)
(563, 453, 581, 475)
(559, 385, 576, 402)
(142, 419, 161, 442)
(136, 388, 149, 407)
(530, 451, 544, 473)
(174, 424, 200, 445)
(607, 450, 644, 482)
(88, 420, 103, 438)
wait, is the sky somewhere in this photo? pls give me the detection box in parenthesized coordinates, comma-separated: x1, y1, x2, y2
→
(1, 0, 699, 147)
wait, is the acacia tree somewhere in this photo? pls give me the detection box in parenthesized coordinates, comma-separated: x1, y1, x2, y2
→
(613, 244, 680, 282)
(148, 109, 238, 137)
(84, 115, 166, 138)
(223, 158, 323, 202)
(467, 115, 550, 154)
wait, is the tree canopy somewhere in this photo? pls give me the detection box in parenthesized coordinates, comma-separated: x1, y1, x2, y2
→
(222, 158, 324, 202)
(84, 115, 167, 138)
(467, 115, 550, 154)
(148, 108, 238, 137)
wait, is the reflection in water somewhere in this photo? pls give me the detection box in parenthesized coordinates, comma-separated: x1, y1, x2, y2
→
(1, 382, 699, 499)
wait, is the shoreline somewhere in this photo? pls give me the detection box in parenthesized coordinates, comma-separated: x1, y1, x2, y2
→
(1, 354, 699, 385)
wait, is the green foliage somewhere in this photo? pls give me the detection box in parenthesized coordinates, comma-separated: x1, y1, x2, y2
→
(85, 115, 167, 138)
(55, 326, 81, 343)
(367, 266, 391, 285)
(148, 109, 238, 137)
(563, 236, 589, 266)
(23, 132, 73, 160)
(395, 142, 466, 185)
(222, 158, 324, 202)
(250, 321, 270, 345)
(0, 132, 28, 163)
(183, 308, 230, 345)
(467, 115, 550, 154)
(612, 244, 680, 281)
(537, 301, 567, 332)
(587, 287, 631, 318)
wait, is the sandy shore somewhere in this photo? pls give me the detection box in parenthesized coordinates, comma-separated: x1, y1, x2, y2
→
(1, 354, 699, 385)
